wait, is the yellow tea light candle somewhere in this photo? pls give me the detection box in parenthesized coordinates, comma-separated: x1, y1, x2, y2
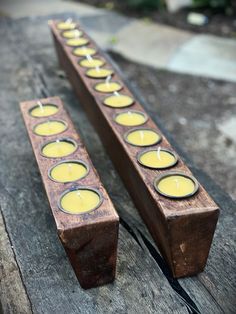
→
(41, 139, 77, 158)
(138, 148, 177, 169)
(154, 172, 199, 199)
(103, 93, 134, 108)
(57, 20, 76, 30)
(79, 58, 105, 68)
(30, 103, 59, 118)
(94, 81, 122, 93)
(59, 187, 102, 214)
(73, 47, 96, 57)
(49, 160, 88, 183)
(62, 29, 83, 38)
(86, 67, 113, 79)
(125, 128, 161, 147)
(66, 37, 89, 47)
(33, 120, 67, 136)
(114, 110, 148, 126)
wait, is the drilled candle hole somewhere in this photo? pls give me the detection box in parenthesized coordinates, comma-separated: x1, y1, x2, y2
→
(114, 110, 148, 126)
(66, 37, 89, 47)
(41, 138, 77, 158)
(57, 20, 76, 30)
(86, 67, 113, 79)
(29, 103, 59, 118)
(79, 57, 105, 68)
(59, 187, 103, 215)
(49, 160, 89, 183)
(154, 172, 199, 199)
(62, 29, 83, 38)
(124, 128, 162, 147)
(73, 47, 97, 57)
(103, 93, 134, 108)
(137, 148, 178, 169)
(33, 120, 67, 136)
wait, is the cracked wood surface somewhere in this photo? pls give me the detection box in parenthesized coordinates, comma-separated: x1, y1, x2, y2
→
(0, 14, 235, 314)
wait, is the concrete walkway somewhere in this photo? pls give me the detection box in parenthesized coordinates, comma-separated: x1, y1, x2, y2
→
(1, 0, 236, 82)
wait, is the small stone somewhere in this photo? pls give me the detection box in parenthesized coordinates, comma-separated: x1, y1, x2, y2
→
(187, 12, 208, 26)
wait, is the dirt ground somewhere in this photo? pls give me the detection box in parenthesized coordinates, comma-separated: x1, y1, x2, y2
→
(110, 52, 236, 200)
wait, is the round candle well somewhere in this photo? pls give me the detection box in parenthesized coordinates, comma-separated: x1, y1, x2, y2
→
(137, 148, 178, 169)
(33, 120, 67, 136)
(59, 187, 103, 215)
(103, 94, 134, 108)
(29, 104, 59, 118)
(94, 81, 122, 93)
(66, 37, 89, 47)
(79, 58, 105, 68)
(114, 110, 148, 126)
(49, 160, 89, 183)
(154, 172, 199, 199)
(73, 47, 97, 57)
(124, 128, 161, 147)
(57, 21, 76, 30)
(62, 29, 83, 38)
(41, 138, 77, 158)
(86, 68, 113, 79)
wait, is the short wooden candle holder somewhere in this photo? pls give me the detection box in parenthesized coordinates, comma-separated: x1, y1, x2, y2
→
(49, 20, 219, 278)
(20, 96, 119, 289)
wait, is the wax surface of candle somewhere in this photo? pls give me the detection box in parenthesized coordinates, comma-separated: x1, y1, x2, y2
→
(86, 68, 113, 79)
(30, 105, 58, 117)
(34, 120, 67, 136)
(139, 150, 176, 169)
(126, 129, 161, 146)
(42, 140, 76, 158)
(95, 82, 122, 93)
(79, 58, 105, 68)
(50, 162, 87, 183)
(104, 94, 134, 108)
(57, 21, 76, 30)
(62, 29, 83, 38)
(66, 38, 89, 47)
(115, 111, 147, 126)
(60, 189, 101, 214)
(156, 175, 196, 198)
(73, 47, 96, 57)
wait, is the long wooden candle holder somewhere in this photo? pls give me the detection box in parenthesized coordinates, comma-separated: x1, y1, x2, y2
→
(20, 96, 119, 289)
(49, 20, 219, 278)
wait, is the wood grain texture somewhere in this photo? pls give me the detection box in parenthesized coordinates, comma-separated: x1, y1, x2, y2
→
(20, 97, 119, 289)
(0, 15, 235, 314)
(50, 20, 219, 278)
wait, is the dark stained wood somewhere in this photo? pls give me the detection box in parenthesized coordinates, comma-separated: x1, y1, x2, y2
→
(50, 20, 219, 278)
(20, 96, 119, 289)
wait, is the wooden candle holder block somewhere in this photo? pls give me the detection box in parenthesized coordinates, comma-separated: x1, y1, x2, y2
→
(20, 96, 119, 289)
(49, 20, 219, 278)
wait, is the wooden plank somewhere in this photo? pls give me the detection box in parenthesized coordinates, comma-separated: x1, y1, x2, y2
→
(0, 210, 32, 314)
(50, 19, 219, 278)
(0, 15, 235, 314)
(20, 96, 119, 289)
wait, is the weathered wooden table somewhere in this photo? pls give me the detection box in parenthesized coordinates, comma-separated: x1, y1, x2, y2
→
(0, 15, 235, 314)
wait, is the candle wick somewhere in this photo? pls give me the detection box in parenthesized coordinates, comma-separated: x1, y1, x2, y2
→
(157, 147, 161, 160)
(127, 111, 132, 116)
(105, 75, 111, 86)
(56, 139, 61, 151)
(174, 179, 180, 189)
(37, 101, 44, 112)
(67, 163, 72, 176)
(86, 54, 93, 62)
(140, 130, 144, 142)
(66, 18, 72, 24)
(75, 29, 80, 37)
(77, 191, 84, 204)
(95, 66, 100, 73)
(114, 91, 120, 97)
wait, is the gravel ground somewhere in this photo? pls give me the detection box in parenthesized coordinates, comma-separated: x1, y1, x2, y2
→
(110, 52, 236, 200)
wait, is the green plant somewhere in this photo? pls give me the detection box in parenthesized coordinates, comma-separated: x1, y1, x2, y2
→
(126, 0, 162, 10)
(192, 0, 231, 8)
